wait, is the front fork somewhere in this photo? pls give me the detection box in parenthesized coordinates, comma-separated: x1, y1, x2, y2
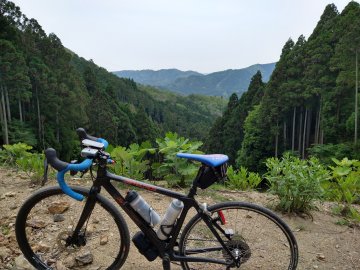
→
(66, 185, 100, 247)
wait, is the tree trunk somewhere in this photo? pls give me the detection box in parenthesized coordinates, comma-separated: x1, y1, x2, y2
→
(1, 88, 9, 144)
(275, 123, 279, 158)
(314, 108, 319, 144)
(5, 86, 11, 123)
(36, 86, 42, 144)
(56, 108, 59, 143)
(283, 121, 287, 149)
(302, 108, 308, 159)
(306, 109, 312, 148)
(292, 107, 296, 151)
(298, 108, 303, 153)
(18, 99, 23, 122)
(355, 49, 358, 145)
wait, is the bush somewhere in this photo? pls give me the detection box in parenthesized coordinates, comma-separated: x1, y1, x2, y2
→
(16, 153, 45, 183)
(308, 143, 360, 166)
(326, 158, 360, 221)
(226, 166, 261, 190)
(264, 154, 330, 214)
(0, 143, 33, 166)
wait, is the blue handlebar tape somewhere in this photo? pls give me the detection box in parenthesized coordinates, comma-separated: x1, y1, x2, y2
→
(97, 138, 109, 149)
(57, 158, 93, 201)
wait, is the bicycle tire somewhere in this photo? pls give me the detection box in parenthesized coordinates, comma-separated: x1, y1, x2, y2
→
(179, 201, 298, 269)
(15, 186, 130, 270)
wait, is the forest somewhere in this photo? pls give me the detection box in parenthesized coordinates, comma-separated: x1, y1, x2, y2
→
(0, 0, 225, 161)
(206, 2, 360, 172)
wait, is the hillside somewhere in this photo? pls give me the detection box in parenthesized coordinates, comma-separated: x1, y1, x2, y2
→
(114, 63, 276, 97)
(206, 2, 360, 171)
(0, 0, 225, 159)
(113, 69, 202, 88)
(168, 63, 275, 97)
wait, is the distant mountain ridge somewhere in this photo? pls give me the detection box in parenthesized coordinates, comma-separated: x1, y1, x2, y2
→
(113, 69, 203, 88)
(113, 63, 276, 97)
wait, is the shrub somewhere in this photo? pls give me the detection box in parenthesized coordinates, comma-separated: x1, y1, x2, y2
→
(226, 166, 261, 190)
(264, 153, 330, 214)
(326, 158, 360, 221)
(0, 143, 32, 166)
(154, 132, 203, 187)
(16, 153, 45, 183)
(111, 142, 155, 180)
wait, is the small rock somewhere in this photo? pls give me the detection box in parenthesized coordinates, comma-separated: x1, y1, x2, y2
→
(100, 235, 108, 245)
(75, 250, 93, 266)
(32, 242, 50, 253)
(53, 214, 65, 222)
(92, 218, 100, 224)
(313, 265, 318, 269)
(14, 254, 33, 270)
(10, 204, 18, 210)
(4, 191, 16, 197)
(316, 253, 325, 261)
(63, 255, 76, 268)
(335, 244, 340, 249)
(48, 201, 70, 214)
(26, 219, 47, 229)
(0, 246, 10, 260)
(56, 261, 68, 270)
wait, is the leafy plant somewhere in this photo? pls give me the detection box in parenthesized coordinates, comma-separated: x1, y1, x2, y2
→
(0, 143, 32, 166)
(264, 154, 330, 214)
(111, 142, 155, 180)
(154, 132, 203, 187)
(16, 153, 45, 183)
(226, 166, 261, 190)
(326, 158, 360, 221)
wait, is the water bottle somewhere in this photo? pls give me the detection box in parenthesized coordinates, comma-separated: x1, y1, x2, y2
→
(125, 191, 161, 227)
(156, 199, 184, 240)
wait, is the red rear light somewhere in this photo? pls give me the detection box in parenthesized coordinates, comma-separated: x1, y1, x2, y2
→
(218, 210, 226, 225)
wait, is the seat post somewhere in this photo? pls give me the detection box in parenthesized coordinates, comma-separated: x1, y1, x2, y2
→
(188, 165, 205, 198)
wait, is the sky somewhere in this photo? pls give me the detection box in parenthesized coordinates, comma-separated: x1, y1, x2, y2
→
(12, 0, 352, 73)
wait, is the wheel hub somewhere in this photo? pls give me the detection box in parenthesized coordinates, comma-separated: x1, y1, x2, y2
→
(222, 235, 251, 267)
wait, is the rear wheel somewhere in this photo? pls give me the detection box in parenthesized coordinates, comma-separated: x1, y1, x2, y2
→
(179, 201, 298, 269)
(16, 186, 130, 270)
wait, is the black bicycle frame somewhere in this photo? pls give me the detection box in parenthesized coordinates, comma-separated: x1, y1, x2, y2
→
(74, 164, 236, 266)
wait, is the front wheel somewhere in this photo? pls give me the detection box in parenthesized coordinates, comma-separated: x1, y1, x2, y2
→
(15, 186, 130, 270)
(179, 201, 298, 269)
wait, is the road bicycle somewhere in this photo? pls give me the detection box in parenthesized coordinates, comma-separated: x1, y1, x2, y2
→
(15, 128, 298, 269)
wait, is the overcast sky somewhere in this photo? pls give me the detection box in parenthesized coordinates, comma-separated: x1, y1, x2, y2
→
(12, 0, 352, 73)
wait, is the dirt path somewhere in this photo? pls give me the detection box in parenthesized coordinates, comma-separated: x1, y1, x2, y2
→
(0, 167, 359, 269)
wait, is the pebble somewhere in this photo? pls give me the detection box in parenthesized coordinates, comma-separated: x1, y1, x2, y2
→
(75, 250, 93, 266)
(316, 253, 325, 261)
(48, 201, 70, 214)
(14, 254, 34, 269)
(26, 219, 47, 229)
(4, 192, 16, 197)
(9, 204, 18, 210)
(53, 214, 65, 222)
(100, 235, 108, 245)
(0, 246, 10, 260)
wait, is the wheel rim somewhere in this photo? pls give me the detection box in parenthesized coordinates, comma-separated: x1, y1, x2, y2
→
(180, 204, 297, 270)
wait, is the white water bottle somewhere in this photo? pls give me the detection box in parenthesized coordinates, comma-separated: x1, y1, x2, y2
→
(126, 191, 161, 227)
(157, 199, 184, 240)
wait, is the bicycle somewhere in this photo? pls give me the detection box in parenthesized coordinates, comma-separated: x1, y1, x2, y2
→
(15, 128, 298, 270)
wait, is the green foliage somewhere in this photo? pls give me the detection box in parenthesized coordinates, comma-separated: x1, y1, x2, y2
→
(226, 166, 261, 190)
(308, 143, 360, 166)
(264, 154, 330, 213)
(154, 132, 203, 187)
(325, 158, 360, 221)
(111, 142, 155, 180)
(16, 153, 44, 183)
(0, 142, 32, 165)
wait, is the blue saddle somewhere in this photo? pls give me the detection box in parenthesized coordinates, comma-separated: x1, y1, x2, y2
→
(176, 153, 229, 167)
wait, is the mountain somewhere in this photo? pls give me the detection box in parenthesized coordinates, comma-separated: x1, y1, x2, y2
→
(113, 63, 276, 97)
(113, 69, 203, 87)
(0, 0, 226, 159)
